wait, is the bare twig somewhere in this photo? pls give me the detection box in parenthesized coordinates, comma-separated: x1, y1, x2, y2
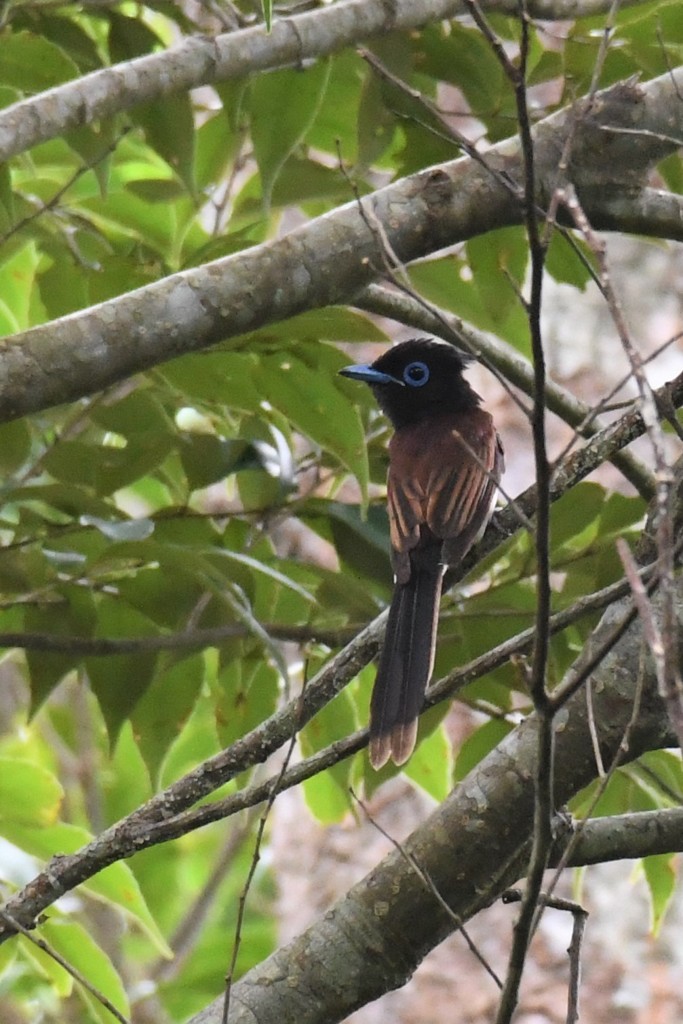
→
(477, 3, 556, 1018)
(501, 890, 588, 1024)
(559, 184, 683, 750)
(545, 642, 651, 908)
(0, 908, 130, 1024)
(617, 539, 683, 750)
(221, 680, 307, 1022)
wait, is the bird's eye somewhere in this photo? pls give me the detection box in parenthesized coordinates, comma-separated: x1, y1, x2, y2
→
(403, 361, 430, 387)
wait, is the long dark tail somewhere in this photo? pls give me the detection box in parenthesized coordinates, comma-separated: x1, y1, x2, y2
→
(369, 563, 443, 769)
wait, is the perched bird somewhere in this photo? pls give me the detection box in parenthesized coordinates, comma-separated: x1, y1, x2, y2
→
(340, 339, 504, 769)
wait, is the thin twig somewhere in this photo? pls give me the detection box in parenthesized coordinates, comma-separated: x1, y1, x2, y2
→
(488, 3, 556, 1018)
(0, 908, 130, 1024)
(501, 890, 588, 1024)
(617, 539, 683, 750)
(221, 676, 306, 1023)
(559, 183, 683, 748)
(545, 642, 651, 905)
(0, 127, 131, 248)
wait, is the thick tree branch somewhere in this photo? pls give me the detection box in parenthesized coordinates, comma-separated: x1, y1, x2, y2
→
(189, 580, 680, 1023)
(0, 0, 648, 165)
(1, 70, 681, 425)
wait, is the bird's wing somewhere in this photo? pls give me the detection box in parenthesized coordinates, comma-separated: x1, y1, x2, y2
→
(387, 410, 503, 578)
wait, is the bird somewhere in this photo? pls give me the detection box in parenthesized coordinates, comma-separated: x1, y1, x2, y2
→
(339, 338, 504, 769)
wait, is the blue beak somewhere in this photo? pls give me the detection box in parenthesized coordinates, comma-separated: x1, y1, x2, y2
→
(339, 364, 402, 386)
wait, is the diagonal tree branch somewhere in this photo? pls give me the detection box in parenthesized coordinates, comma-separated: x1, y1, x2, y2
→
(0, 0, 648, 165)
(189, 570, 681, 1023)
(0, 70, 681, 425)
(357, 283, 657, 498)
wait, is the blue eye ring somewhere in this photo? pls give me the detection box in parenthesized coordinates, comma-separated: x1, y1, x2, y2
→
(403, 361, 430, 387)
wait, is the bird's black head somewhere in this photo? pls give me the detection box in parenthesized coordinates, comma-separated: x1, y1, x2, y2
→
(340, 338, 480, 429)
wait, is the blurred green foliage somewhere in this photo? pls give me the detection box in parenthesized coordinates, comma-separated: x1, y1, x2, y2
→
(0, 0, 680, 1020)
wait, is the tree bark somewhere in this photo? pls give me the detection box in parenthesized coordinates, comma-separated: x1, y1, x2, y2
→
(0, 71, 681, 424)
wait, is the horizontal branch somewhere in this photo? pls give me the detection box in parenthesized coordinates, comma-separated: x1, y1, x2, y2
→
(1, 69, 681, 424)
(564, 808, 683, 865)
(0, 0, 647, 164)
(0, 621, 353, 655)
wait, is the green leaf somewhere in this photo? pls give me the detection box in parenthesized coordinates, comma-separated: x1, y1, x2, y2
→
(416, 22, 509, 134)
(213, 657, 279, 749)
(404, 722, 452, 800)
(9, 482, 114, 521)
(0, 760, 63, 827)
(250, 59, 331, 208)
(5, 820, 171, 955)
(0, 32, 79, 92)
(408, 255, 531, 355)
(454, 718, 514, 782)
(0, 418, 31, 476)
(132, 90, 196, 193)
(79, 186, 177, 257)
(305, 50, 366, 162)
(303, 499, 391, 586)
(0, 160, 14, 236)
(549, 482, 606, 550)
(159, 687, 220, 787)
(195, 107, 240, 192)
(30, 918, 129, 1023)
(125, 178, 188, 203)
(658, 152, 683, 193)
(132, 654, 205, 782)
(160, 352, 262, 410)
(79, 514, 155, 541)
(356, 59, 399, 172)
(643, 854, 677, 934)
(30, 14, 103, 73)
(85, 601, 159, 740)
(179, 435, 265, 491)
(467, 227, 528, 326)
(24, 589, 97, 710)
(108, 12, 164, 62)
(237, 306, 388, 345)
(0, 241, 42, 332)
(106, 722, 152, 822)
(300, 690, 356, 823)
(64, 121, 118, 195)
(38, 255, 89, 318)
(91, 389, 174, 436)
(545, 232, 595, 290)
